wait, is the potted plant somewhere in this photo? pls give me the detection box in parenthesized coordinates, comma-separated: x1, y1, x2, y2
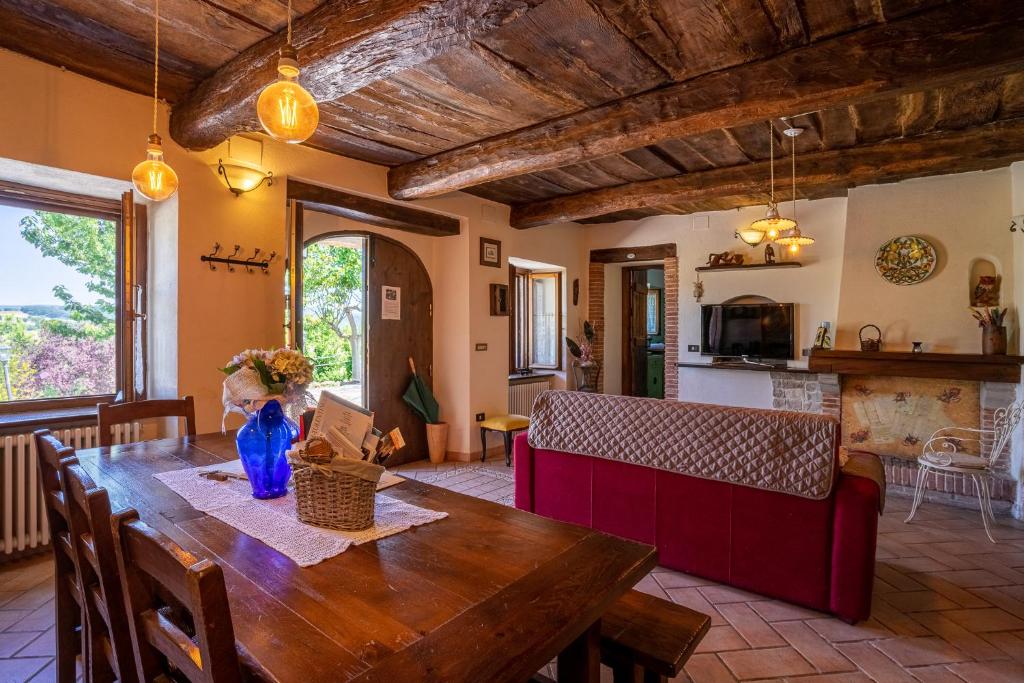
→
(567, 321, 600, 392)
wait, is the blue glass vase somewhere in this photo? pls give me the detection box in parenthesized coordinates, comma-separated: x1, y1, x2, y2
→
(236, 400, 292, 499)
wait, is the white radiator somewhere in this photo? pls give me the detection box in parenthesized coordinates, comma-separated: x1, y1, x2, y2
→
(1, 423, 139, 556)
(509, 378, 550, 417)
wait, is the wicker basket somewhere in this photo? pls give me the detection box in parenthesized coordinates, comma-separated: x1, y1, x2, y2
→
(291, 459, 384, 531)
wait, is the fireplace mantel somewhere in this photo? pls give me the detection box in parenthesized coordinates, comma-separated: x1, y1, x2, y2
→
(808, 349, 1024, 383)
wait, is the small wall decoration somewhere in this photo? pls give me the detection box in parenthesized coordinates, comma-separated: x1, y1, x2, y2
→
(972, 275, 1001, 306)
(490, 283, 509, 316)
(572, 278, 580, 306)
(764, 243, 776, 264)
(706, 251, 744, 267)
(692, 274, 704, 302)
(874, 235, 937, 285)
(480, 237, 501, 268)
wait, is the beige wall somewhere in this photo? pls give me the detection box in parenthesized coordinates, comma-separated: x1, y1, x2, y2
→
(0, 49, 582, 457)
(836, 170, 1015, 353)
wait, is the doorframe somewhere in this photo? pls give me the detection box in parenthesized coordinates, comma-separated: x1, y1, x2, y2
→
(621, 264, 664, 397)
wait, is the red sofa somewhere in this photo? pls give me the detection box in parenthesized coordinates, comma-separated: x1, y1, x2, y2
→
(514, 433, 881, 623)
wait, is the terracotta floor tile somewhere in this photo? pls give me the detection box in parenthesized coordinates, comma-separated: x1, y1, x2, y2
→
(0, 611, 33, 632)
(835, 641, 918, 683)
(866, 599, 931, 637)
(0, 656, 51, 682)
(879, 590, 959, 613)
(633, 574, 669, 600)
(979, 631, 1024, 663)
(773, 621, 856, 673)
(780, 673, 871, 682)
(665, 588, 725, 627)
(884, 556, 953, 574)
(870, 636, 969, 667)
(749, 600, 827, 623)
(946, 659, 1024, 683)
(698, 585, 760, 605)
(806, 618, 893, 644)
(969, 587, 1024, 621)
(0, 631, 41, 658)
(909, 611, 1009, 662)
(653, 571, 714, 589)
(685, 654, 738, 683)
(27, 658, 56, 682)
(719, 646, 814, 679)
(15, 629, 55, 658)
(908, 572, 990, 609)
(942, 607, 1024, 633)
(905, 664, 966, 682)
(716, 603, 785, 648)
(931, 569, 1012, 588)
(694, 626, 749, 654)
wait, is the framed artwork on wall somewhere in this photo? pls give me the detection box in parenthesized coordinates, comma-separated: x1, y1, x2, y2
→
(480, 237, 501, 268)
(490, 283, 510, 316)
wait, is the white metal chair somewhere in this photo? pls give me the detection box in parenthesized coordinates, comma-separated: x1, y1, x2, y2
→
(904, 400, 1023, 542)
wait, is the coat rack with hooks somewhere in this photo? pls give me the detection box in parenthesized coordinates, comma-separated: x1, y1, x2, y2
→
(201, 243, 277, 274)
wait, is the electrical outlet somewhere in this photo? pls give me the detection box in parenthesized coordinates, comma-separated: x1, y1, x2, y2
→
(687, 344, 700, 352)
(475, 412, 485, 422)
(475, 343, 488, 351)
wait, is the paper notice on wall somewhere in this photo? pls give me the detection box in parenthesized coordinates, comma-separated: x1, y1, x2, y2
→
(382, 285, 401, 320)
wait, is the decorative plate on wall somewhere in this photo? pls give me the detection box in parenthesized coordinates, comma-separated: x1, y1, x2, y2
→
(874, 236, 937, 285)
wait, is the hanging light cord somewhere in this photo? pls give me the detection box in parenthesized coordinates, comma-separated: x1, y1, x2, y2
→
(287, 0, 292, 44)
(151, 0, 159, 136)
(791, 132, 797, 221)
(768, 122, 775, 205)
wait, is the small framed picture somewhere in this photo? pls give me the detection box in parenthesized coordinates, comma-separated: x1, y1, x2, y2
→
(490, 283, 510, 316)
(480, 237, 501, 268)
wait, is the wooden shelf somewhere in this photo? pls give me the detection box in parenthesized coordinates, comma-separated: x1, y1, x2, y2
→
(695, 262, 802, 272)
(808, 349, 1024, 383)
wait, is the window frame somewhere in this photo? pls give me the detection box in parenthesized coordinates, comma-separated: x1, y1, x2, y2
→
(509, 267, 562, 373)
(0, 180, 136, 414)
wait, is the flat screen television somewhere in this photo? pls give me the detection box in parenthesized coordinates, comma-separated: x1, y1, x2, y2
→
(701, 303, 795, 361)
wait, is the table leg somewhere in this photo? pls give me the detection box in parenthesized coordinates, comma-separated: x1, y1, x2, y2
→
(557, 620, 601, 683)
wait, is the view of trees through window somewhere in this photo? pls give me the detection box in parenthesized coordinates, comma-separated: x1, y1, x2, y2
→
(0, 203, 117, 402)
(302, 238, 365, 405)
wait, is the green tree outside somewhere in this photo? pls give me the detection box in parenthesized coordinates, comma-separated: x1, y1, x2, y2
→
(302, 241, 363, 385)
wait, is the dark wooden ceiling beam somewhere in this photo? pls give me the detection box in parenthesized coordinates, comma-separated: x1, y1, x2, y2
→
(510, 118, 1024, 228)
(169, 0, 547, 150)
(388, 0, 1024, 200)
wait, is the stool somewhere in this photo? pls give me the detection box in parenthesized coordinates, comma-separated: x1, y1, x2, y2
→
(479, 415, 530, 467)
(600, 589, 710, 683)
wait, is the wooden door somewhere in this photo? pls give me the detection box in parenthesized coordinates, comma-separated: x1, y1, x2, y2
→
(622, 268, 649, 397)
(366, 235, 433, 465)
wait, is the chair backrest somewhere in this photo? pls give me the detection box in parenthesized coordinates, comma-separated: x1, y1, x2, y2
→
(34, 430, 76, 527)
(989, 399, 1024, 468)
(111, 510, 242, 683)
(97, 396, 197, 447)
(59, 461, 138, 683)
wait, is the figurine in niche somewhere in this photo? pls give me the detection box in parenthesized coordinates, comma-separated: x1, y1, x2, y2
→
(764, 243, 776, 264)
(706, 251, 744, 267)
(693, 274, 704, 302)
(972, 275, 1001, 307)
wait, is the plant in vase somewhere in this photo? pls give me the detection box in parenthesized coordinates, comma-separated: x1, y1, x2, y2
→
(221, 348, 314, 499)
(567, 321, 600, 392)
(971, 307, 1008, 355)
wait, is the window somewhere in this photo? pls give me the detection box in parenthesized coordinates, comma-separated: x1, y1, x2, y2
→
(510, 268, 562, 372)
(0, 181, 144, 410)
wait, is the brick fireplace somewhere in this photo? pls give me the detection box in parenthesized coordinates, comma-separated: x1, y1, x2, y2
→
(768, 368, 1019, 513)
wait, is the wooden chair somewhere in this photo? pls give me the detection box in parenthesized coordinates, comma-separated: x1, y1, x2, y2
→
(110, 509, 244, 683)
(59, 460, 139, 683)
(97, 396, 197, 447)
(33, 430, 86, 683)
(599, 590, 710, 683)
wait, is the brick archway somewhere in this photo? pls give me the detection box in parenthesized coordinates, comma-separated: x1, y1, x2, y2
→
(586, 245, 678, 398)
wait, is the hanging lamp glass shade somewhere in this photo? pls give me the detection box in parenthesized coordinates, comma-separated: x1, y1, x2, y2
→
(749, 202, 797, 240)
(735, 225, 766, 247)
(132, 134, 179, 201)
(775, 227, 815, 247)
(257, 46, 319, 143)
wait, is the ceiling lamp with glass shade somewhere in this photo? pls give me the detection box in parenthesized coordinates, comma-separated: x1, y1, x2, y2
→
(131, 0, 178, 202)
(774, 123, 815, 255)
(256, 0, 319, 144)
(737, 122, 796, 247)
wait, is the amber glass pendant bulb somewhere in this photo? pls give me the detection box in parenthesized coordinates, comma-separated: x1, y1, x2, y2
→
(257, 46, 319, 143)
(132, 134, 179, 201)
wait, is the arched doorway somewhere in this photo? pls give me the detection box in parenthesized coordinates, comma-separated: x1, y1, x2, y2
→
(299, 228, 434, 465)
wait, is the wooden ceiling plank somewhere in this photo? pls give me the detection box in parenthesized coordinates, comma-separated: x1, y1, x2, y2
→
(934, 79, 1004, 131)
(388, 0, 1024, 200)
(318, 100, 465, 155)
(817, 107, 858, 150)
(999, 73, 1024, 119)
(169, 0, 547, 150)
(305, 124, 422, 168)
(0, 2, 196, 101)
(464, 41, 588, 112)
(509, 118, 1024, 227)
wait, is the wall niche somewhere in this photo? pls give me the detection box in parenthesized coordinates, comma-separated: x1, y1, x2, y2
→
(968, 257, 1001, 307)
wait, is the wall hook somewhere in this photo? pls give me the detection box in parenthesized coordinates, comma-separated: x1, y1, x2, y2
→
(200, 243, 275, 273)
(206, 243, 221, 270)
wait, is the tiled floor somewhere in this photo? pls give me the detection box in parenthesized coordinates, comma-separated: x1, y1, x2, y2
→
(3, 459, 1024, 682)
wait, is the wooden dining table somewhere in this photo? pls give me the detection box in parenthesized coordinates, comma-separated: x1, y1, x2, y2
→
(74, 431, 657, 682)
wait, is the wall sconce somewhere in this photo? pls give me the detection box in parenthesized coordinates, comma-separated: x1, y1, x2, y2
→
(215, 159, 273, 197)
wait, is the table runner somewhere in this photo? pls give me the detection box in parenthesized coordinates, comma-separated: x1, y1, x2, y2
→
(155, 466, 447, 567)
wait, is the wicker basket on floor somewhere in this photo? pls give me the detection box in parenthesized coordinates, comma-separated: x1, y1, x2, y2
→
(291, 458, 384, 531)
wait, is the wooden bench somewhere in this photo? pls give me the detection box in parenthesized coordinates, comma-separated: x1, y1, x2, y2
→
(600, 589, 711, 683)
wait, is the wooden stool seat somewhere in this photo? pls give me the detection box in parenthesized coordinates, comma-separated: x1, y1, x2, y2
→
(600, 589, 711, 682)
(479, 414, 530, 467)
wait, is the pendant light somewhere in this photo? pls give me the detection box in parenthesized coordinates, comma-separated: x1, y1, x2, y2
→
(131, 0, 178, 202)
(774, 124, 815, 254)
(256, 0, 319, 143)
(738, 122, 797, 246)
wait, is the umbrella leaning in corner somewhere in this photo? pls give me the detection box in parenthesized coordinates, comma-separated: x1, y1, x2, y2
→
(402, 357, 447, 463)
(402, 357, 439, 424)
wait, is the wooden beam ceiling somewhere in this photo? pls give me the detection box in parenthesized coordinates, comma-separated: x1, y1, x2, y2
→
(169, 0, 547, 151)
(510, 118, 1024, 228)
(387, 0, 1024, 200)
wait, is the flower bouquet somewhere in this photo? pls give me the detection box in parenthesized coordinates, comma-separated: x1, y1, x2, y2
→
(220, 348, 313, 499)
